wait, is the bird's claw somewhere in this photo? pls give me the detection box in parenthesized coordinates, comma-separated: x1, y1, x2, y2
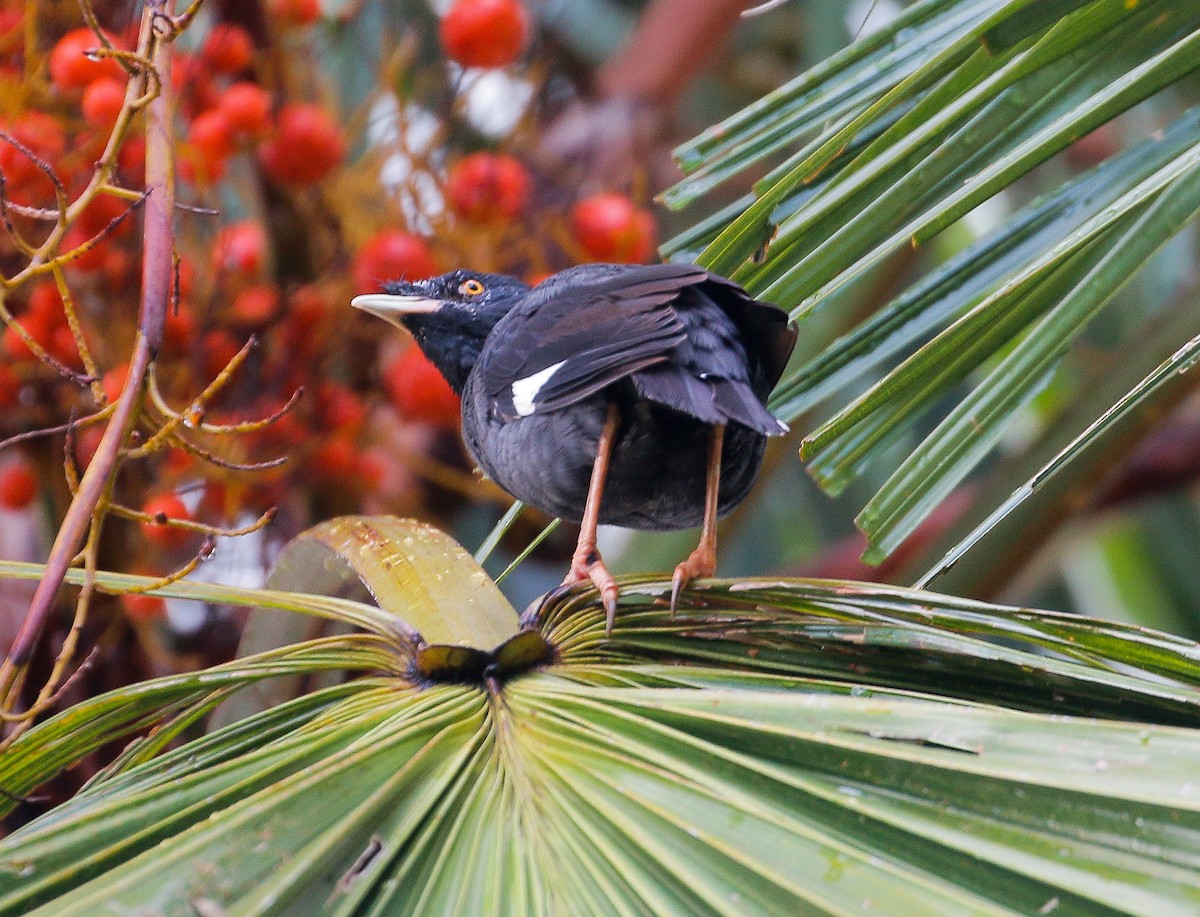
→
(670, 545, 717, 615)
(560, 550, 620, 634)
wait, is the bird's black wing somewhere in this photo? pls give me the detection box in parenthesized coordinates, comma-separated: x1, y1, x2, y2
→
(477, 263, 705, 420)
(627, 275, 795, 436)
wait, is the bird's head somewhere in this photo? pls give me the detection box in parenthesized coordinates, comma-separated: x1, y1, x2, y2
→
(352, 269, 531, 393)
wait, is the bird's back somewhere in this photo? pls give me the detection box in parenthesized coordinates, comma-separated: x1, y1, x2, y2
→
(462, 263, 796, 529)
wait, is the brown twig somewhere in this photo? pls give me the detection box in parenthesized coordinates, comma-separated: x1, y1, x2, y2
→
(0, 3, 178, 713)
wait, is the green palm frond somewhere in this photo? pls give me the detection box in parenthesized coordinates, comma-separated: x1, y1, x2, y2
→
(4, 519, 1200, 915)
(663, 0, 1200, 565)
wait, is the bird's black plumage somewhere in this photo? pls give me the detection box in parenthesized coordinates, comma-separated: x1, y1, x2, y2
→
(361, 263, 796, 530)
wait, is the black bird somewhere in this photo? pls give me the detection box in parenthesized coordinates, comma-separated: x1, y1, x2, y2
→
(352, 262, 796, 630)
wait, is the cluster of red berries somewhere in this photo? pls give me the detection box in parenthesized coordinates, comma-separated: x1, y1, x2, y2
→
(0, 7, 660, 631)
(178, 24, 345, 187)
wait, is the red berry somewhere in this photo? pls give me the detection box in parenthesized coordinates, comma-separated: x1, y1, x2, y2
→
(189, 108, 235, 161)
(0, 460, 36, 510)
(230, 283, 279, 326)
(121, 591, 165, 621)
(26, 283, 63, 325)
(163, 447, 196, 475)
(74, 424, 105, 467)
(78, 192, 133, 238)
(317, 381, 366, 433)
(49, 323, 82, 367)
(352, 230, 437, 294)
(201, 24, 253, 75)
(0, 11, 19, 44)
(0, 365, 19, 407)
(118, 135, 146, 179)
(440, 0, 529, 68)
(310, 436, 358, 481)
(173, 255, 197, 300)
(213, 221, 267, 275)
(290, 283, 329, 323)
(62, 225, 108, 273)
(81, 77, 126, 128)
(446, 152, 530, 222)
(358, 447, 386, 491)
(180, 144, 227, 186)
(139, 493, 194, 549)
(101, 247, 133, 288)
(101, 362, 129, 404)
(49, 28, 123, 89)
(162, 305, 197, 355)
(218, 82, 271, 137)
(4, 315, 53, 363)
(258, 103, 345, 185)
(271, 0, 321, 27)
(0, 111, 66, 187)
(202, 328, 244, 379)
(383, 346, 460, 428)
(570, 193, 656, 263)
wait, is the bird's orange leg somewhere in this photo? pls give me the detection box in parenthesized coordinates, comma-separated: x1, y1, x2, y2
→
(560, 403, 621, 631)
(671, 423, 724, 613)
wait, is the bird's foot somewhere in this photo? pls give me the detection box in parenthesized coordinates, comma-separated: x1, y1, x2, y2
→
(561, 548, 620, 634)
(670, 543, 717, 615)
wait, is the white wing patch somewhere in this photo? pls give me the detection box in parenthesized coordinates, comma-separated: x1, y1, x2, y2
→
(512, 360, 566, 416)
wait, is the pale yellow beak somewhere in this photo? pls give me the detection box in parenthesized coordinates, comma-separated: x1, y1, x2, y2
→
(351, 293, 442, 327)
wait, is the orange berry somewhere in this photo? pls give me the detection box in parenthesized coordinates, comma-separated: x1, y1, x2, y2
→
(440, 0, 529, 69)
(258, 103, 345, 186)
(49, 28, 123, 89)
(446, 152, 530, 222)
(570, 193, 656, 263)
(81, 77, 126, 128)
(383, 346, 460, 429)
(139, 493, 194, 549)
(201, 24, 253, 75)
(352, 230, 437, 294)
(0, 460, 36, 510)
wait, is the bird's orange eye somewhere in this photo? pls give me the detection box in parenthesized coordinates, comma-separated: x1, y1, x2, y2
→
(460, 278, 485, 296)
